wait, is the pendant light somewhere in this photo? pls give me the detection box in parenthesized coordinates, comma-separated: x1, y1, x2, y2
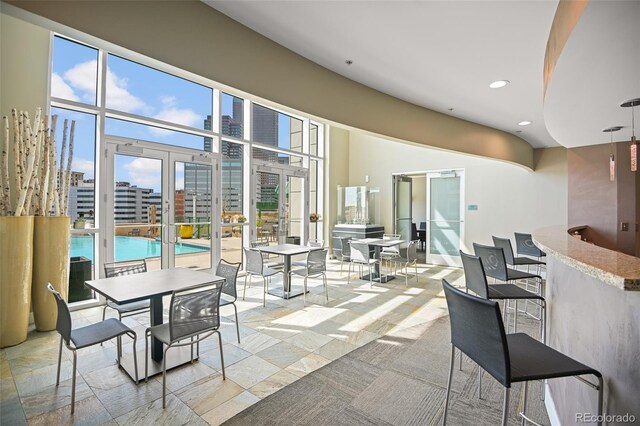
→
(603, 126, 622, 181)
(620, 98, 639, 172)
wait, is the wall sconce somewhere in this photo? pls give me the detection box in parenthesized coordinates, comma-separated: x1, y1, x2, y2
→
(620, 98, 639, 172)
(603, 126, 622, 181)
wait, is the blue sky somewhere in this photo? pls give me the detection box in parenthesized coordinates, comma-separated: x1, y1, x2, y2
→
(51, 36, 294, 193)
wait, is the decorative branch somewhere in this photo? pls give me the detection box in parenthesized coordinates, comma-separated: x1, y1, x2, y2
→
(62, 121, 75, 215)
(45, 115, 58, 216)
(1, 116, 8, 216)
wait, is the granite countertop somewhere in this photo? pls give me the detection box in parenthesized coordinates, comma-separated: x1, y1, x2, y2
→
(533, 226, 640, 291)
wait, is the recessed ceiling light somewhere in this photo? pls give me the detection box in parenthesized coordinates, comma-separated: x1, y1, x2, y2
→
(489, 80, 509, 89)
(345, 59, 353, 65)
(518, 121, 532, 126)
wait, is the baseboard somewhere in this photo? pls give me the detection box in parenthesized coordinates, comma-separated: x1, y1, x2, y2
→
(544, 383, 562, 426)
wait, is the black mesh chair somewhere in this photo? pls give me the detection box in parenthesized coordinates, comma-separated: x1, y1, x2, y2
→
(47, 283, 138, 414)
(216, 259, 242, 344)
(460, 250, 545, 341)
(243, 247, 283, 306)
(441, 279, 603, 426)
(332, 236, 352, 275)
(348, 241, 379, 288)
(493, 236, 545, 270)
(145, 281, 225, 408)
(103, 259, 150, 321)
(514, 232, 546, 260)
(290, 249, 328, 306)
(474, 243, 544, 325)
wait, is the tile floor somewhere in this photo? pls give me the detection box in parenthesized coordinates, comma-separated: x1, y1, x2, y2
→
(0, 258, 464, 425)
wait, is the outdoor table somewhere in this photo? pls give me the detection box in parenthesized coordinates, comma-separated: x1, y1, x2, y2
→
(254, 243, 322, 298)
(354, 238, 404, 283)
(85, 268, 225, 382)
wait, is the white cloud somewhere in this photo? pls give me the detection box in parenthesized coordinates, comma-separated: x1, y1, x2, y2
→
(51, 73, 79, 101)
(63, 61, 97, 102)
(123, 158, 162, 189)
(175, 162, 184, 190)
(72, 158, 95, 179)
(105, 68, 147, 113)
(149, 107, 201, 137)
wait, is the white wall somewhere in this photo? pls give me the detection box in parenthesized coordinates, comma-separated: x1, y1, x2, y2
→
(347, 131, 568, 252)
(411, 176, 426, 225)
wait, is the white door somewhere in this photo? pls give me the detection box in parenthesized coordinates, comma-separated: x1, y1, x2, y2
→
(105, 137, 216, 271)
(251, 163, 308, 245)
(426, 170, 465, 266)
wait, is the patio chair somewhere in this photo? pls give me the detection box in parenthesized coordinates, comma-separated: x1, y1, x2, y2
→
(47, 283, 138, 414)
(216, 259, 242, 343)
(393, 240, 419, 287)
(251, 240, 284, 268)
(290, 249, 328, 306)
(103, 259, 150, 322)
(243, 247, 283, 306)
(348, 241, 379, 288)
(145, 281, 225, 408)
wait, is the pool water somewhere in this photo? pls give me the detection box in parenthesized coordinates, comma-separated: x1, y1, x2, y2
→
(71, 235, 210, 263)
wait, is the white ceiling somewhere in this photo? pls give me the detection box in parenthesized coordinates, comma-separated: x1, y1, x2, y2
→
(205, 0, 560, 148)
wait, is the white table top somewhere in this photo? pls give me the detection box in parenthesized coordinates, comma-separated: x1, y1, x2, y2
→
(353, 238, 404, 247)
(85, 268, 225, 304)
(255, 244, 323, 256)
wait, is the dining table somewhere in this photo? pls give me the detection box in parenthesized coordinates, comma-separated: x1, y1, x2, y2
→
(254, 243, 323, 299)
(354, 237, 405, 283)
(85, 268, 225, 382)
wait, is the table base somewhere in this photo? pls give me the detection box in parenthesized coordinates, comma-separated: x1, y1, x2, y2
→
(119, 345, 200, 383)
(267, 287, 306, 299)
(362, 273, 396, 283)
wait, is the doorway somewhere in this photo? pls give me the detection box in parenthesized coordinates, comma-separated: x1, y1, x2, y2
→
(426, 170, 465, 266)
(251, 163, 308, 245)
(105, 137, 216, 271)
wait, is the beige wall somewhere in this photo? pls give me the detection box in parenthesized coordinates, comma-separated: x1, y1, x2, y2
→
(325, 126, 350, 247)
(0, 10, 50, 209)
(346, 131, 568, 252)
(412, 177, 427, 225)
(6, 0, 533, 169)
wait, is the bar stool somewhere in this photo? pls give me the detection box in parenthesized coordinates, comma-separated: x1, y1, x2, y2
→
(441, 279, 603, 426)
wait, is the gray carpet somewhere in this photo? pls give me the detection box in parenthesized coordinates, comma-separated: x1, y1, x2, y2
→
(224, 314, 549, 425)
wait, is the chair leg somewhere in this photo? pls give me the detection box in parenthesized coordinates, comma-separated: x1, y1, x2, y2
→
(597, 375, 604, 426)
(144, 331, 149, 382)
(415, 262, 419, 284)
(520, 381, 528, 426)
(324, 274, 328, 302)
(347, 262, 352, 285)
(71, 350, 77, 414)
(514, 300, 518, 333)
(131, 334, 139, 384)
(56, 336, 63, 386)
(262, 277, 267, 307)
(478, 368, 483, 399)
(101, 306, 108, 346)
(442, 345, 455, 426)
(190, 336, 194, 363)
(243, 274, 249, 300)
(369, 264, 373, 288)
(303, 276, 307, 307)
(233, 303, 241, 344)
(502, 387, 510, 426)
(217, 331, 226, 380)
(162, 346, 169, 408)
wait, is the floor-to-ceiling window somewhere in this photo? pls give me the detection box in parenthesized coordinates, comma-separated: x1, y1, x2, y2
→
(50, 33, 324, 305)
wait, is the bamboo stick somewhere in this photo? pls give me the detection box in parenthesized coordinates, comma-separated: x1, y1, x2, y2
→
(23, 110, 43, 216)
(40, 115, 50, 215)
(45, 115, 58, 215)
(62, 121, 76, 215)
(58, 119, 68, 214)
(12, 110, 20, 213)
(15, 110, 40, 216)
(1, 116, 8, 215)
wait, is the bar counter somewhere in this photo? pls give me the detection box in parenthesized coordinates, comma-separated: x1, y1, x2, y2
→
(533, 226, 640, 425)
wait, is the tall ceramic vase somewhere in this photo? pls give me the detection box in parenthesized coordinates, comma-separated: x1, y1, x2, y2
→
(32, 216, 71, 331)
(0, 216, 34, 347)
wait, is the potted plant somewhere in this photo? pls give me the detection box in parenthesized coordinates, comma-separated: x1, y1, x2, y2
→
(237, 214, 247, 223)
(309, 212, 320, 222)
(74, 212, 86, 229)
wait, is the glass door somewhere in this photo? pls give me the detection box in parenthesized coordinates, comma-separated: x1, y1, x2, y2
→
(393, 175, 413, 242)
(106, 138, 215, 271)
(252, 164, 307, 245)
(426, 170, 464, 266)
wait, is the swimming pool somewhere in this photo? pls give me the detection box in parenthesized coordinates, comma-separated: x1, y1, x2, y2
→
(71, 235, 210, 263)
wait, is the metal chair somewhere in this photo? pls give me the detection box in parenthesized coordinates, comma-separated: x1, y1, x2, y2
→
(290, 248, 328, 306)
(460, 250, 545, 341)
(145, 281, 225, 408)
(243, 247, 283, 306)
(102, 259, 150, 321)
(332, 236, 352, 275)
(216, 259, 242, 344)
(348, 241, 379, 288)
(514, 232, 546, 259)
(47, 283, 138, 414)
(293, 239, 325, 268)
(473, 243, 544, 324)
(441, 279, 603, 426)
(379, 233, 401, 275)
(250, 240, 284, 269)
(393, 240, 419, 287)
